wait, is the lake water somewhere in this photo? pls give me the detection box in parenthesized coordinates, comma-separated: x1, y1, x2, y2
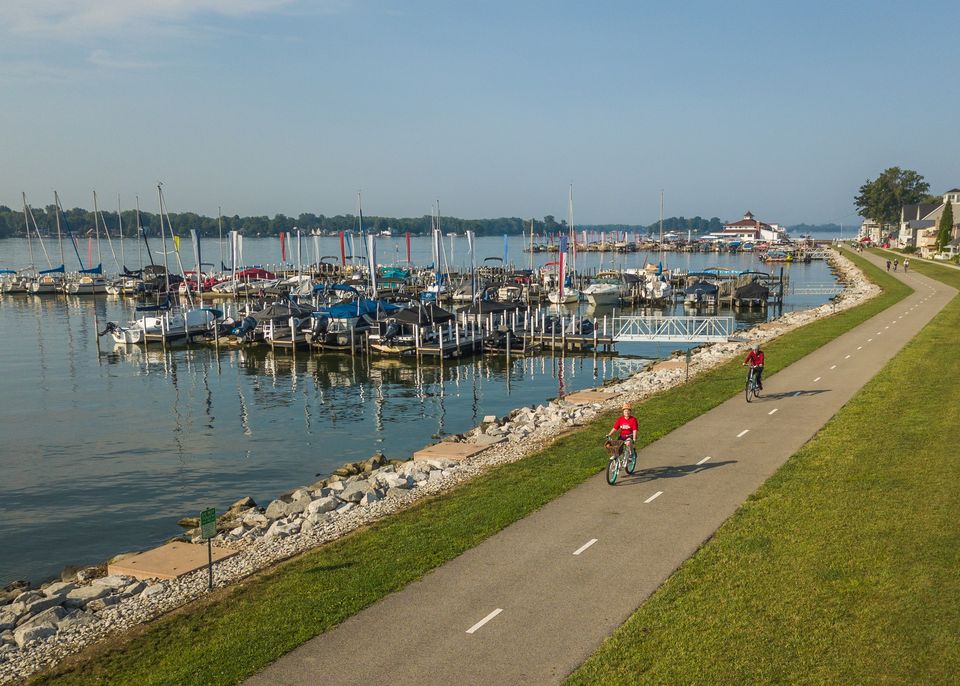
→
(0, 235, 839, 585)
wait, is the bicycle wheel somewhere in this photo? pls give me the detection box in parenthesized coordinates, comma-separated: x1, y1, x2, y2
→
(606, 456, 619, 485)
(745, 378, 754, 403)
(626, 446, 638, 474)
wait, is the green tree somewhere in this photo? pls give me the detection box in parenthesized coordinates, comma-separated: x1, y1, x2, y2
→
(936, 201, 953, 253)
(854, 167, 930, 228)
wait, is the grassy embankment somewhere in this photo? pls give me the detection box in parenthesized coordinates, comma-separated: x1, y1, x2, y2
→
(566, 256, 959, 685)
(32, 250, 909, 686)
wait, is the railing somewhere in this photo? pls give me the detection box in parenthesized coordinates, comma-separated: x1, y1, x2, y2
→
(610, 315, 735, 342)
(790, 282, 844, 295)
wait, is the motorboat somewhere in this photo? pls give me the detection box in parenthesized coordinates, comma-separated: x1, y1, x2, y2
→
(105, 306, 222, 344)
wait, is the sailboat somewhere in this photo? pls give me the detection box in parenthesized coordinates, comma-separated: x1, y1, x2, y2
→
(547, 185, 581, 304)
(31, 192, 69, 294)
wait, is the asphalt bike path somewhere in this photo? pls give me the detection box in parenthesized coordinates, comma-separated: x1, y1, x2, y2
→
(246, 253, 954, 685)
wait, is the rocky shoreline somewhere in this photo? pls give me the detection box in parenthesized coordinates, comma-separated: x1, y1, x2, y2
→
(0, 249, 877, 685)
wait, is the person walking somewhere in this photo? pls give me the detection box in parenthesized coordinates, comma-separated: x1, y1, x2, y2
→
(904, 258, 910, 273)
(894, 258, 899, 272)
(886, 259, 891, 271)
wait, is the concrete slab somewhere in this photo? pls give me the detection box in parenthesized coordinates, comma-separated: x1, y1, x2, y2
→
(106, 542, 239, 581)
(413, 442, 496, 462)
(565, 389, 622, 404)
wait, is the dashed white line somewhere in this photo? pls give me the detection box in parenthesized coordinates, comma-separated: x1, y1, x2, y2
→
(466, 608, 503, 634)
(696, 456, 712, 465)
(845, 354, 851, 359)
(768, 408, 779, 415)
(644, 491, 663, 504)
(857, 346, 862, 350)
(736, 429, 750, 438)
(830, 365, 837, 370)
(572, 539, 598, 556)
(813, 376, 821, 382)
(868, 338, 872, 342)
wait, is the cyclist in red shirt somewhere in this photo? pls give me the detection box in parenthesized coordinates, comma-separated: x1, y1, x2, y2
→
(744, 344, 765, 391)
(607, 403, 639, 446)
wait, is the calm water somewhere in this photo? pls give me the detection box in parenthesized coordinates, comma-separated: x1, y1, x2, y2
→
(0, 236, 838, 585)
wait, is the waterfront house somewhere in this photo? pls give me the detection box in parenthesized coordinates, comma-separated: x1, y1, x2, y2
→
(714, 212, 788, 244)
(897, 202, 939, 247)
(903, 189, 960, 257)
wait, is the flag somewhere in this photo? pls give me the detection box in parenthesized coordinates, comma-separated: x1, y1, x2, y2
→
(503, 233, 509, 264)
(173, 235, 181, 252)
(366, 234, 377, 294)
(466, 230, 476, 299)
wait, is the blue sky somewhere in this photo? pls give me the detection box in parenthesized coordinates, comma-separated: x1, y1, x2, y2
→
(0, 0, 956, 225)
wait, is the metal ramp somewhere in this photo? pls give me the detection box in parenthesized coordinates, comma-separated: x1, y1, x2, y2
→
(611, 316, 735, 343)
(790, 282, 844, 295)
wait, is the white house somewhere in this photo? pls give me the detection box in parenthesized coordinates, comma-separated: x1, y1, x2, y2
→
(717, 212, 788, 243)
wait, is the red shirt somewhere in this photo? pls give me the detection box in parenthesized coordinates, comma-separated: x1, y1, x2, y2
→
(745, 350, 765, 366)
(612, 415, 638, 439)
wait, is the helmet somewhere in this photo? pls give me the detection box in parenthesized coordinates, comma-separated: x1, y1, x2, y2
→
(753, 344, 760, 352)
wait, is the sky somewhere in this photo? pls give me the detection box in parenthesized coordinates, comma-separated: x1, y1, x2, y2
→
(0, 0, 957, 226)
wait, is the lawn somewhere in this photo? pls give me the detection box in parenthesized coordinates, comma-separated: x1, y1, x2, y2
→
(565, 257, 959, 685)
(31, 249, 910, 686)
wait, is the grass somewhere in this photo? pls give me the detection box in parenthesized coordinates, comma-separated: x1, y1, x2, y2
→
(565, 257, 960, 685)
(31, 249, 909, 686)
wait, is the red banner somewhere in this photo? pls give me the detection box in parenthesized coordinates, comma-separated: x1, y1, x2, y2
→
(280, 232, 286, 262)
(339, 232, 346, 266)
(406, 232, 411, 264)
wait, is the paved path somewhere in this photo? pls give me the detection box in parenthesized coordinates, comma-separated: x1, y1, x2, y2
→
(247, 253, 955, 686)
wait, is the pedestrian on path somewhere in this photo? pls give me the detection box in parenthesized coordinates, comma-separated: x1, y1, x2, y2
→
(904, 258, 910, 273)
(886, 259, 891, 271)
(894, 258, 899, 272)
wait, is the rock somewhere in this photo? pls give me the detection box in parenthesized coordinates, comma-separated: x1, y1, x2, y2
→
(306, 496, 338, 515)
(17, 606, 67, 630)
(13, 591, 42, 605)
(383, 474, 412, 490)
(87, 595, 120, 612)
(41, 582, 77, 599)
(326, 479, 345, 491)
(20, 595, 63, 617)
(139, 584, 165, 600)
(92, 575, 133, 590)
(242, 511, 269, 528)
(0, 612, 17, 632)
(264, 499, 288, 520)
(121, 581, 147, 598)
(229, 525, 245, 537)
(359, 491, 382, 507)
(306, 512, 331, 527)
(0, 630, 13, 646)
(177, 517, 200, 528)
(58, 610, 98, 631)
(286, 490, 313, 516)
(428, 470, 444, 482)
(64, 585, 110, 608)
(228, 496, 256, 512)
(75, 566, 104, 583)
(335, 502, 355, 515)
(14, 622, 56, 647)
(339, 480, 372, 503)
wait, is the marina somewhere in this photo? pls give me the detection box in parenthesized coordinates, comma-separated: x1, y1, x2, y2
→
(0, 233, 841, 587)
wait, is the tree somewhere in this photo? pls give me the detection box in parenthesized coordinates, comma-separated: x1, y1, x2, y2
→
(854, 167, 930, 228)
(936, 201, 953, 253)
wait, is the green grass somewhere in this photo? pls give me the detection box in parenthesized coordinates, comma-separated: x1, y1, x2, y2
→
(566, 259, 960, 685)
(32, 250, 909, 686)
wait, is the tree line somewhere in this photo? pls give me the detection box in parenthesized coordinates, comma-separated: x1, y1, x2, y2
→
(0, 205, 837, 240)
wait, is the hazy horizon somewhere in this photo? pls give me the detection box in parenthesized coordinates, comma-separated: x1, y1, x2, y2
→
(2, 1, 957, 226)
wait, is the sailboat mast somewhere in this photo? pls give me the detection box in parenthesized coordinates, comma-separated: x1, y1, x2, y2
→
(118, 194, 125, 270)
(157, 185, 170, 294)
(217, 206, 223, 272)
(529, 218, 534, 272)
(22, 192, 35, 270)
(659, 190, 664, 247)
(93, 191, 103, 268)
(568, 183, 576, 276)
(54, 191, 65, 268)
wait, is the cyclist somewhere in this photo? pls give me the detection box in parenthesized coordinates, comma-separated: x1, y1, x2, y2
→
(744, 344, 765, 391)
(607, 403, 639, 452)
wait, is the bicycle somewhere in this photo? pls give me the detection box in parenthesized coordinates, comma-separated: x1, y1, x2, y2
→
(745, 364, 761, 402)
(605, 437, 637, 485)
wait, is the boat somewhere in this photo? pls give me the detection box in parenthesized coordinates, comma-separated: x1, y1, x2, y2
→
(734, 280, 769, 309)
(368, 303, 454, 355)
(683, 280, 719, 307)
(583, 272, 628, 306)
(64, 266, 108, 295)
(105, 306, 223, 344)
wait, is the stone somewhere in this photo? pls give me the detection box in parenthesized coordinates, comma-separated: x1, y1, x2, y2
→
(13, 591, 42, 605)
(264, 499, 288, 520)
(120, 581, 147, 597)
(326, 480, 345, 492)
(14, 622, 56, 648)
(0, 613, 17, 632)
(140, 584, 165, 600)
(359, 491, 382, 507)
(17, 606, 67, 630)
(42, 582, 77, 599)
(92, 575, 133, 590)
(482, 415, 498, 424)
(242, 511, 269, 528)
(87, 595, 120, 612)
(228, 496, 256, 512)
(306, 512, 331, 527)
(285, 490, 313, 516)
(335, 502, 355, 515)
(307, 496, 338, 515)
(339, 480, 372, 503)
(21, 595, 63, 617)
(229, 526, 245, 537)
(0, 630, 13, 646)
(75, 566, 103, 583)
(58, 610, 98, 631)
(428, 470, 443, 482)
(177, 517, 200, 528)
(64, 585, 110, 608)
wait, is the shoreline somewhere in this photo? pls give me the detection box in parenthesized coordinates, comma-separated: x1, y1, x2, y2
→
(0, 249, 876, 684)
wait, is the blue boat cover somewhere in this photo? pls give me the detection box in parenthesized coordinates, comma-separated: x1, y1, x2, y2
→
(39, 265, 66, 274)
(79, 263, 103, 275)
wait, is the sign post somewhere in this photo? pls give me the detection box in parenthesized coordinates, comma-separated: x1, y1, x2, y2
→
(685, 348, 692, 382)
(200, 507, 216, 591)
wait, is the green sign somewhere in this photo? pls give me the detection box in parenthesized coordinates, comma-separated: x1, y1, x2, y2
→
(200, 508, 217, 539)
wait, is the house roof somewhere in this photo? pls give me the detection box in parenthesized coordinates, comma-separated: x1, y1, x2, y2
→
(902, 203, 939, 221)
(944, 188, 960, 193)
(724, 211, 775, 231)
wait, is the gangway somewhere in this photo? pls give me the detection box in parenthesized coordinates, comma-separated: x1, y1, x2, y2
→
(790, 282, 844, 296)
(610, 315, 735, 343)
